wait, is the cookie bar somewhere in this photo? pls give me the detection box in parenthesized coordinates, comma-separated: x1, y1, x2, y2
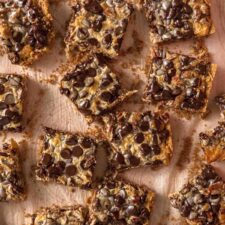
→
(144, 48, 217, 118)
(87, 179, 155, 225)
(199, 122, 225, 162)
(103, 111, 173, 171)
(0, 74, 26, 132)
(65, 0, 133, 59)
(0, 0, 54, 65)
(60, 55, 136, 116)
(36, 127, 111, 189)
(142, 0, 214, 44)
(169, 165, 225, 225)
(25, 205, 88, 225)
(215, 94, 225, 120)
(0, 140, 26, 201)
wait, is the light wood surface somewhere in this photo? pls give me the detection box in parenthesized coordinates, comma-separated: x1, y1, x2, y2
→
(0, 1, 224, 225)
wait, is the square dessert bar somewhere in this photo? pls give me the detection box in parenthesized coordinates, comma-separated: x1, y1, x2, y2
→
(199, 122, 225, 162)
(103, 111, 173, 171)
(36, 127, 111, 189)
(88, 179, 155, 225)
(0, 74, 26, 132)
(169, 165, 225, 225)
(25, 205, 88, 225)
(144, 48, 217, 118)
(60, 55, 136, 116)
(0, 140, 26, 201)
(215, 94, 225, 120)
(142, 0, 214, 44)
(0, 0, 54, 65)
(65, 0, 133, 59)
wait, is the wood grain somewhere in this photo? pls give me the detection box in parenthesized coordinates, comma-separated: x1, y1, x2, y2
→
(0, 1, 224, 225)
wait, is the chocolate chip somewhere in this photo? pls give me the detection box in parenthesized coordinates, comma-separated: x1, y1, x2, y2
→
(151, 145, 160, 155)
(189, 78, 200, 87)
(42, 153, 53, 167)
(100, 91, 113, 102)
(48, 166, 61, 178)
(100, 74, 113, 88)
(56, 161, 66, 171)
(163, 59, 173, 69)
(140, 207, 150, 219)
(159, 129, 169, 142)
(85, 0, 103, 14)
(115, 26, 124, 35)
(8, 52, 20, 64)
(180, 203, 191, 217)
(195, 64, 207, 75)
(66, 136, 78, 145)
(60, 88, 70, 96)
(60, 148, 72, 159)
(201, 165, 217, 180)
(45, 127, 56, 137)
(106, 181, 116, 189)
(81, 137, 93, 148)
(129, 155, 140, 166)
(126, 205, 138, 216)
(0, 84, 5, 94)
(65, 165, 77, 176)
(4, 94, 15, 105)
(140, 121, 149, 131)
(89, 38, 99, 46)
(91, 18, 103, 32)
(102, 34, 112, 48)
(0, 117, 10, 126)
(141, 143, 151, 155)
(134, 133, 144, 143)
(74, 78, 85, 88)
(115, 195, 125, 206)
(77, 27, 89, 40)
(0, 102, 7, 110)
(115, 152, 125, 164)
(86, 68, 97, 77)
(5, 110, 21, 122)
(118, 123, 133, 137)
(78, 99, 90, 109)
(72, 146, 83, 157)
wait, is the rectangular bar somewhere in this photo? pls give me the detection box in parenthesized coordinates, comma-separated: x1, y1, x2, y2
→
(36, 127, 111, 189)
(142, 0, 214, 44)
(169, 165, 225, 225)
(103, 110, 173, 171)
(25, 205, 88, 225)
(65, 0, 133, 59)
(0, 0, 54, 65)
(87, 179, 155, 225)
(144, 48, 217, 118)
(0, 139, 26, 201)
(60, 54, 136, 117)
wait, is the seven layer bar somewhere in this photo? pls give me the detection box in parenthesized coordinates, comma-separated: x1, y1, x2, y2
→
(144, 48, 217, 118)
(0, 0, 54, 65)
(103, 110, 173, 172)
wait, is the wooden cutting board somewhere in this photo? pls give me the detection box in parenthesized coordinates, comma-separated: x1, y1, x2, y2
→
(0, 1, 224, 225)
